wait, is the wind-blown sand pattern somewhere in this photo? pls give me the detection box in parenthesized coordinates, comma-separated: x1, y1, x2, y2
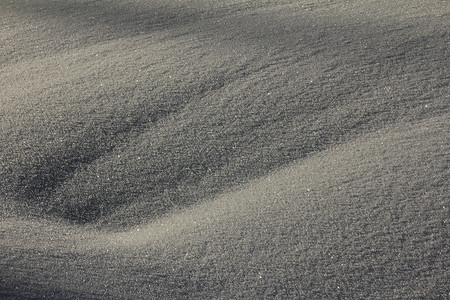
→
(1, 0, 449, 298)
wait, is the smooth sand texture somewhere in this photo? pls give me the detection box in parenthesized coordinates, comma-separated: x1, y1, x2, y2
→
(1, 0, 449, 298)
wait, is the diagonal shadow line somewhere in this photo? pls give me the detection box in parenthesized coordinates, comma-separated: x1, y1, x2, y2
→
(12, 70, 246, 222)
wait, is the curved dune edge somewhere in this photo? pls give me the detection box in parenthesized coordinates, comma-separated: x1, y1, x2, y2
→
(1, 0, 449, 298)
(2, 115, 448, 298)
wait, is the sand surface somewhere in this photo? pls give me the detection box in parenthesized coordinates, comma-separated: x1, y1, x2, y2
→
(1, 0, 449, 298)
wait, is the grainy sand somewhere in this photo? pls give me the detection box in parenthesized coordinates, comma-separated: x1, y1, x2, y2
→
(1, 0, 449, 298)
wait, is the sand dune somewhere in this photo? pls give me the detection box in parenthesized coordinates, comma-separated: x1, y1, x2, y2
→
(2, 115, 448, 298)
(1, 0, 449, 298)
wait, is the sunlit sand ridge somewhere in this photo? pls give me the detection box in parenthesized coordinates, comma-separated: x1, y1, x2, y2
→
(1, 0, 448, 298)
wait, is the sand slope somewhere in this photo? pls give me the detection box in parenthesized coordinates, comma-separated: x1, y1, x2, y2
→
(1, 0, 449, 298)
(1, 115, 448, 298)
